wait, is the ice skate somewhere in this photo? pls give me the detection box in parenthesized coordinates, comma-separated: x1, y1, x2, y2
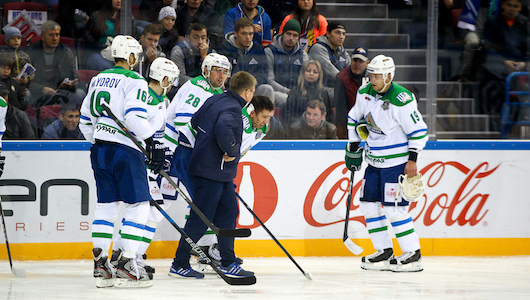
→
(389, 249, 423, 272)
(110, 249, 122, 268)
(114, 257, 153, 288)
(360, 248, 394, 271)
(92, 248, 115, 288)
(136, 254, 155, 274)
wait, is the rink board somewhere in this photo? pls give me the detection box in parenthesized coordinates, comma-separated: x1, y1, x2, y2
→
(0, 140, 529, 260)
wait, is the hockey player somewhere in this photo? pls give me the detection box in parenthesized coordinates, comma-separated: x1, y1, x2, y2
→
(173, 94, 274, 274)
(110, 57, 180, 275)
(345, 55, 428, 272)
(80, 35, 166, 288)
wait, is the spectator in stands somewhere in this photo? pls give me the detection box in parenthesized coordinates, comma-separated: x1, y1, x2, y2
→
(282, 59, 332, 126)
(140, 0, 175, 23)
(261, 0, 296, 32)
(218, 18, 275, 105)
(279, 0, 328, 52)
(157, 6, 180, 57)
(137, 24, 167, 79)
(0, 53, 26, 111)
(170, 23, 216, 87)
(1, 27, 34, 97)
(41, 103, 84, 140)
(85, 0, 138, 45)
(265, 19, 308, 107)
(1, 81, 34, 140)
(224, 0, 273, 47)
(478, 0, 528, 115)
(287, 99, 337, 139)
(308, 21, 350, 93)
(176, 0, 223, 48)
(335, 47, 369, 139)
(27, 21, 82, 105)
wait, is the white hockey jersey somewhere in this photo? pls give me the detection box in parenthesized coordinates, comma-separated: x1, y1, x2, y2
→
(163, 75, 223, 152)
(179, 105, 268, 155)
(146, 87, 167, 143)
(0, 96, 7, 149)
(347, 83, 428, 168)
(79, 67, 156, 151)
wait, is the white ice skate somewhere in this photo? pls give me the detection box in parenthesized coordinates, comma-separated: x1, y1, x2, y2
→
(389, 250, 423, 272)
(360, 248, 394, 271)
(114, 257, 153, 288)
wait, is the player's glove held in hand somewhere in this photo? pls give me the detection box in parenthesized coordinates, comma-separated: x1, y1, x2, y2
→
(145, 138, 166, 173)
(345, 143, 363, 171)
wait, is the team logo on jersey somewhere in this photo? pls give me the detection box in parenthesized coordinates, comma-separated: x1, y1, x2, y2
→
(294, 59, 301, 66)
(397, 92, 412, 103)
(381, 100, 390, 110)
(365, 112, 385, 135)
(249, 58, 259, 65)
(195, 79, 211, 91)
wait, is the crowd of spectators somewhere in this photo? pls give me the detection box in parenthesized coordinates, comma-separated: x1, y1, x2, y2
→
(0, 0, 526, 140)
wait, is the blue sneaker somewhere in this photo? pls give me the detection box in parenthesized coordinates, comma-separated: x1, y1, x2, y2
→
(168, 266, 204, 279)
(220, 262, 254, 278)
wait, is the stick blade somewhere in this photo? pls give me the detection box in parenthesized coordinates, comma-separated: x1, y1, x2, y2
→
(11, 267, 26, 278)
(223, 274, 257, 285)
(304, 272, 313, 280)
(343, 238, 364, 255)
(217, 228, 251, 238)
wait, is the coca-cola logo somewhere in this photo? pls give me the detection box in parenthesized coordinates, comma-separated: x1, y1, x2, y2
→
(234, 162, 278, 229)
(303, 161, 499, 228)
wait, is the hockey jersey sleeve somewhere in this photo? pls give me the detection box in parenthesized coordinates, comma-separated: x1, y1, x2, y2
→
(346, 92, 365, 143)
(0, 96, 7, 149)
(123, 78, 153, 141)
(79, 78, 97, 143)
(395, 94, 428, 151)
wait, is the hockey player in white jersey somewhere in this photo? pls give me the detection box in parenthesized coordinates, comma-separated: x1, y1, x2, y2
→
(79, 35, 166, 288)
(110, 57, 180, 276)
(171, 95, 274, 276)
(345, 55, 428, 272)
(163, 53, 230, 152)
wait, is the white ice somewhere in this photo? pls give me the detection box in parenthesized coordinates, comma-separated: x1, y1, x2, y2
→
(1, 256, 529, 299)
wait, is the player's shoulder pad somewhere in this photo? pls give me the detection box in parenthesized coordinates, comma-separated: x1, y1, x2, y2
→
(388, 83, 414, 107)
(358, 83, 375, 96)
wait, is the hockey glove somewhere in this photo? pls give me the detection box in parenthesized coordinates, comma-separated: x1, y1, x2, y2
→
(145, 138, 166, 173)
(345, 143, 363, 171)
(0, 155, 5, 178)
(355, 119, 369, 140)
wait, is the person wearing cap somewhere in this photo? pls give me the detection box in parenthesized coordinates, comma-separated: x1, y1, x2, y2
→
(335, 47, 370, 138)
(157, 6, 179, 57)
(1, 27, 33, 88)
(265, 19, 308, 107)
(224, 0, 273, 47)
(308, 21, 350, 91)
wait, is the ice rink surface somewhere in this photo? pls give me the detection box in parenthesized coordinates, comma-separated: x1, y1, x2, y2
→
(1, 256, 529, 299)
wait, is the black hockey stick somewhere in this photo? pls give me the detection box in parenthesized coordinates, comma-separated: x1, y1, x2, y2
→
(0, 196, 26, 277)
(150, 200, 256, 285)
(343, 171, 364, 255)
(101, 104, 250, 238)
(235, 193, 313, 280)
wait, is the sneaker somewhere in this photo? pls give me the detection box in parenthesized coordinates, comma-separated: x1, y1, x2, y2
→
(168, 266, 204, 279)
(207, 243, 244, 265)
(360, 248, 394, 271)
(220, 262, 254, 278)
(114, 257, 153, 288)
(389, 250, 423, 272)
(136, 254, 155, 274)
(92, 248, 115, 288)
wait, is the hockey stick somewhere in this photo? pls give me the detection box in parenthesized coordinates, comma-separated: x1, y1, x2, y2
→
(235, 193, 313, 280)
(343, 171, 364, 255)
(150, 200, 256, 285)
(0, 196, 26, 277)
(100, 104, 250, 238)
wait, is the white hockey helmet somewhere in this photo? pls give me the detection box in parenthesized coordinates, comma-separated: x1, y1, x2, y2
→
(111, 35, 143, 62)
(149, 57, 180, 94)
(201, 53, 231, 79)
(367, 54, 395, 83)
(396, 174, 425, 203)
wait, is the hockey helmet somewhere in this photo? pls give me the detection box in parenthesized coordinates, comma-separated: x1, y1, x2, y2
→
(149, 57, 180, 85)
(201, 53, 231, 79)
(111, 35, 143, 62)
(396, 174, 425, 202)
(367, 54, 395, 83)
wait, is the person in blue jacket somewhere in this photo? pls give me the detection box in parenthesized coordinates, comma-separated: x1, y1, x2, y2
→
(223, 0, 272, 47)
(169, 71, 257, 279)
